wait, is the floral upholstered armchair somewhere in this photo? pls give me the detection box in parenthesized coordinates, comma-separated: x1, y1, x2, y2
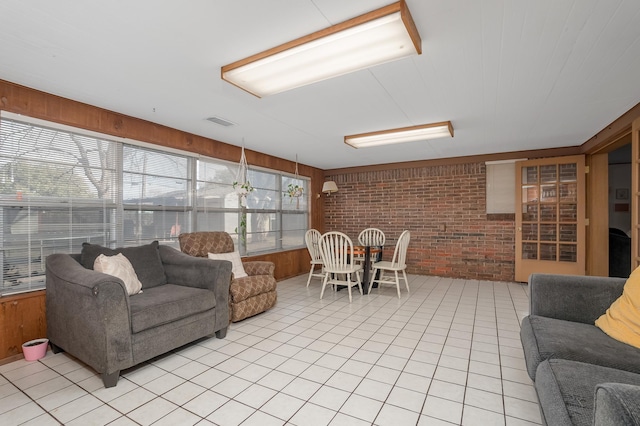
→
(179, 232, 277, 322)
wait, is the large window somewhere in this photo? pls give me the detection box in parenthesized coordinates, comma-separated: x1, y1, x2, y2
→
(0, 113, 309, 295)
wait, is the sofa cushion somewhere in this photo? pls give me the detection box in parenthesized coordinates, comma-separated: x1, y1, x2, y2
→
(231, 275, 277, 303)
(93, 253, 143, 295)
(521, 315, 640, 380)
(208, 251, 247, 278)
(128, 284, 216, 333)
(594, 382, 640, 425)
(535, 359, 640, 426)
(81, 241, 166, 289)
(595, 264, 640, 349)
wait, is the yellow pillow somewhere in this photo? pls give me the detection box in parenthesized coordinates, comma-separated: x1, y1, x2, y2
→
(595, 265, 640, 348)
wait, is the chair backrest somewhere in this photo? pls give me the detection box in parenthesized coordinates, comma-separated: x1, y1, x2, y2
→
(390, 230, 411, 267)
(305, 229, 323, 262)
(178, 231, 235, 257)
(318, 231, 353, 271)
(358, 228, 386, 247)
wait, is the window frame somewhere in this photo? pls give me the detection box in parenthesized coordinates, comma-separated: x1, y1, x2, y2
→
(0, 111, 310, 296)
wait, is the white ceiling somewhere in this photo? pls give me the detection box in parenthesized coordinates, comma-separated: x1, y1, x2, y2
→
(1, 0, 640, 170)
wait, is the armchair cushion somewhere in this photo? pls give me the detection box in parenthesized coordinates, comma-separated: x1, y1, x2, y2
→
(208, 251, 247, 278)
(80, 241, 167, 289)
(231, 275, 277, 303)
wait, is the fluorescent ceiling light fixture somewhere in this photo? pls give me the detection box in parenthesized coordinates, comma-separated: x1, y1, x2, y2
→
(345, 121, 454, 148)
(221, 1, 421, 97)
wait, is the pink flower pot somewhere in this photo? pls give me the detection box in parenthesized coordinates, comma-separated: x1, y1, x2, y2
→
(22, 338, 49, 361)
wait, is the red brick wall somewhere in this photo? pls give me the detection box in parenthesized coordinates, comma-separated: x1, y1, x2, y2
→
(324, 162, 515, 281)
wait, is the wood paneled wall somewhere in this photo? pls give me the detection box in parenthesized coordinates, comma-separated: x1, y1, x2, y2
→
(0, 291, 46, 364)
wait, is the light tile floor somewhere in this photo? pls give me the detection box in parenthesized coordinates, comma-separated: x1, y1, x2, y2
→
(0, 274, 541, 426)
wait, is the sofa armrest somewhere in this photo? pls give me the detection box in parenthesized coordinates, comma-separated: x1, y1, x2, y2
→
(243, 260, 275, 277)
(159, 245, 232, 327)
(45, 253, 133, 374)
(594, 383, 640, 425)
(529, 273, 626, 323)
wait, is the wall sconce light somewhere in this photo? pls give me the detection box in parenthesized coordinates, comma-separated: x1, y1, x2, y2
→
(318, 181, 338, 197)
(345, 121, 454, 148)
(221, 1, 421, 97)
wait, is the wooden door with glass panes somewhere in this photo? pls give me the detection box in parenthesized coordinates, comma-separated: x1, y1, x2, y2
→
(515, 156, 586, 282)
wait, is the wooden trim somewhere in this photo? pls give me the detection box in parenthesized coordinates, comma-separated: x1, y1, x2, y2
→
(325, 146, 581, 176)
(400, 0, 422, 54)
(0, 80, 320, 180)
(587, 153, 609, 276)
(581, 101, 640, 154)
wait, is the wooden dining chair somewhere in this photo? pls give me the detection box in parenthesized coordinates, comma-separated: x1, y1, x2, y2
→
(304, 229, 324, 287)
(371, 230, 410, 298)
(318, 231, 363, 303)
(355, 228, 386, 269)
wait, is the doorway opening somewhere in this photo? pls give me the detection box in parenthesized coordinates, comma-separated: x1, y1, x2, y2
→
(608, 143, 631, 277)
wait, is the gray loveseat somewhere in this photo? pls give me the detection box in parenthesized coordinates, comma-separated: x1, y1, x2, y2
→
(520, 274, 640, 425)
(46, 241, 232, 387)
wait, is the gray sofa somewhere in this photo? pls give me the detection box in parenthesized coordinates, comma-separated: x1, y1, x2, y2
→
(520, 273, 640, 425)
(46, 241, 232, 387)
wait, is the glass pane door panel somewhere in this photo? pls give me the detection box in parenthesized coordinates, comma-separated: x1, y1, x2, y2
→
(540, 244, 557, 261)
(523, 243, 538, 259)
(522, 224, 538, 240)
(540, 224, 557, 241)
(559, 245, 577, 262)
(541, 184, 557, 202)
(560, 224, 577, 242)
(522, 166, 538, 184)
(560, 204, 577, 222)
(522, 187, 539, 203)
(522, 204, 538, 221)
(559, 183, 577, 202)
(559, 163, 577, 182)
(540, 205, 557, 222)
(540, 165, 557, 183)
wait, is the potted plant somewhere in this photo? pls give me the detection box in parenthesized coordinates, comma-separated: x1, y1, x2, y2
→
(287, 183, 303, 198)
(233, 180, 254, 207)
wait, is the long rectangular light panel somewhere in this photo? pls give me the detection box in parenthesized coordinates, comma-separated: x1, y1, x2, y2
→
(345, 121, 453, 148)
(221, 1, 421, 97)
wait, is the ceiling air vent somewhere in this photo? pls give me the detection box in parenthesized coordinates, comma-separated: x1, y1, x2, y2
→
(206, 116, 236, 127)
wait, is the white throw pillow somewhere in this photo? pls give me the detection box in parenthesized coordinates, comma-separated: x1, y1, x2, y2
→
(94, 253, 143, 295)
(208, 251, 248, 278)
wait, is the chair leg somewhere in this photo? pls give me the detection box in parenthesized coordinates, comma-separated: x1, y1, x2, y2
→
(356, 271, 363, 295)
(306, 265, 314, 287)
(395, 271, 401, 298)
(402, 270, 410, 293)
(320, 273, 329, 300)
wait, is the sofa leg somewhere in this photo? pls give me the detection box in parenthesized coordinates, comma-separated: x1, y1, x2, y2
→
(102, 371, 120, 388)
(50, 342, 64, 354)
(215, 327, 228, 339)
